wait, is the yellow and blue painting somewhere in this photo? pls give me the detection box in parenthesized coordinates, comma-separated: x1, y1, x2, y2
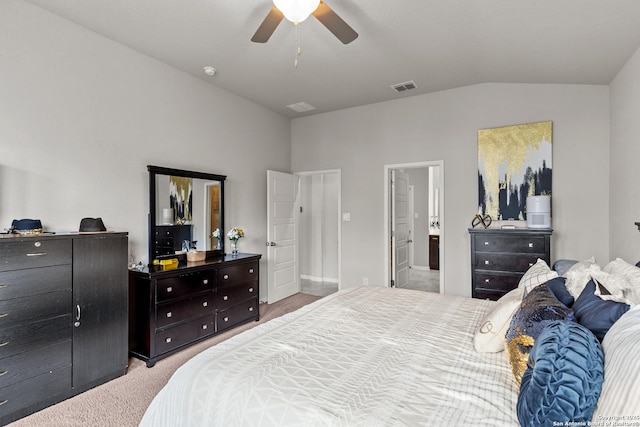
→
(478, 121, 552, 220)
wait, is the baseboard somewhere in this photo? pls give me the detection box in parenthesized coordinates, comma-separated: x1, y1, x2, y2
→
(411, 265, 430, 271)
(300, 274, 339, 284)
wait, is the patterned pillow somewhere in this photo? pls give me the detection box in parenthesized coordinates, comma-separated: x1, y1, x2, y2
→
(474, 287, 524, 353)
(517, 321, 604, 427)
(518, 259, 558, 295)
(573, 279, 630, 341)
(593, 305, 640, 417)
(505, 284, 574, 383)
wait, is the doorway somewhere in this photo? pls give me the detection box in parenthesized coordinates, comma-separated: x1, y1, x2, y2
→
(297, 170, 341, 297)
(384, 161, 444, 293)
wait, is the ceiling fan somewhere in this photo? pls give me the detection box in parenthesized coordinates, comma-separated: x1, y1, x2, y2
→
(251, 0, 358, 44)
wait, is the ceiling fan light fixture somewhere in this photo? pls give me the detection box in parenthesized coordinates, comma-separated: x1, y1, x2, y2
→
(273, 0, 320, 24)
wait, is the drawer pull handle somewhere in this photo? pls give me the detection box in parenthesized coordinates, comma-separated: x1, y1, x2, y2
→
(484, 260, 490, 265)
(223, 274, 229, 280)
(484, 279, 490, 283)
(223, 296, 228, 301)
(249, 268, 254, 274)
(0, 341, 9, 347)
(166, 286, 173, 293)
(202, 301, 208, 307)
(26, 252, 47, 257)
(0, 370, 7, 377)
(248, 307, 254, 312)
(484, 241, 489, 245)
(528, 243, 534, 248)
(0, 399, 7, 406)
(165, 337, 172, 343)
(529, 262, 534, 267)
(167, 312, 172, 318)
(203, 279, 209, 285)
(223, 316, 229, 322)
(248, 287, 254, 293)
(202, 324, 208, 330)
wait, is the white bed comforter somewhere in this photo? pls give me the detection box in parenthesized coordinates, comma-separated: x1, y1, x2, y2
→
(140, 286, 519, 426)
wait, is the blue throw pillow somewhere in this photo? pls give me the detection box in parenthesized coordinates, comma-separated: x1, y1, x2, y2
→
(573, 279, 630, 341)
(517, 320, 603, 427)
(546, 277, 574, 307)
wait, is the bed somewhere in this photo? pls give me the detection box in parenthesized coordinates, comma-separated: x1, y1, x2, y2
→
(140, 258, 640, 427)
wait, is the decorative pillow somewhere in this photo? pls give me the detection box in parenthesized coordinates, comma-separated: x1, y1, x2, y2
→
(505, 284, 574, 383)
(474, 288, 524, 353)
(551, 259, 578, 276)
(565, 258, 601, 300)
(573, 279, 630, 341)
(517, 320, 604, 427)
(592, 305, 640, 417)
(545, 277, 574, 307)
(518, 259, 558, 295)
(603, 258, 640, 305)
(590, 269, 631, 304)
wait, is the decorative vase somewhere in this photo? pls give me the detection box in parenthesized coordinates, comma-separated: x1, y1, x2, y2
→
(230, 240, 238, 255)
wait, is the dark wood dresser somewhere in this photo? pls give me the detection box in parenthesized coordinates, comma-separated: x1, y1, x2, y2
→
(0, 232, 128, 425)
(128, 253, 261, 367)
(428, 234, 439, 270)
(469, 228, 552, 300)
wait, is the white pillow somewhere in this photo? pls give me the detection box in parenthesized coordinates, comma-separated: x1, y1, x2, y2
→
(590, 270, 632, 304)
(592, 305, 640, 417)
(518, 258, 558, 295)
(603, 258, 640, 305)
(564, 257, 600, 299)
(474, 287, 524, 353)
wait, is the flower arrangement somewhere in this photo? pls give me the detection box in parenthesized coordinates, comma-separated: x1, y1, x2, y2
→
(212, 228, 221, 240)
(227, 227, 244, 255)
(227, 227, 245, 242)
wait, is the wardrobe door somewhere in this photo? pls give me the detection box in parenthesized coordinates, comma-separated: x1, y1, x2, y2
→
(72, 234, 128, 389)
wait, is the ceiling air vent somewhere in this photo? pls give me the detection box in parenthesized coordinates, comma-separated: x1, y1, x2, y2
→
(391, 81, 417, 93)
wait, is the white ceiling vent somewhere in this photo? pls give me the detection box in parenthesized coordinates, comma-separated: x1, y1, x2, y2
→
(391, 81, 418, 93)
(286, 102, 317, 113)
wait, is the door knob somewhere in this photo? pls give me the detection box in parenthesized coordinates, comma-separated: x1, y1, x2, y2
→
(266, 242, 276, 246)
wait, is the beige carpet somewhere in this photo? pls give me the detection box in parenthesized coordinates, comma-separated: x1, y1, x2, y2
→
(8, 292, 321, 427)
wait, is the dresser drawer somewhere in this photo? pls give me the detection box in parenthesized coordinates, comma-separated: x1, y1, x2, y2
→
(216, 281, 258, 311)
(0, 315, 70, 360)
(216, 298, 258, 332)
(155, 316, 214, 355)
(156, 270, 214, 303)
(0, 365, 71, 419)
(474, 253, 538, 273)
(473, 289, 509, 301)
(0, 339, 71, 389)
(0, 265, 72, 300)
(216, 262, 258, 285)
(473, 234, 546, 254)
(156, 294, 214, 329)
(0, 290, 70, 329)
(0, 239, 72, 272)
(474, 272, 521, 293)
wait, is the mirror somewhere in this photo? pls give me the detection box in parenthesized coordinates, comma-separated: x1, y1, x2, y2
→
(148, 165, 226, 263)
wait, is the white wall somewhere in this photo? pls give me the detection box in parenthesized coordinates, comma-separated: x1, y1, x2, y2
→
(610, 45, 640, 263)
(291, 83, 610, 296)
(0, 0, 291, 297)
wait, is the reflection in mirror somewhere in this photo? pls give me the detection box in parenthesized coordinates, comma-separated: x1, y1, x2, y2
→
(148, 166, 226, 263)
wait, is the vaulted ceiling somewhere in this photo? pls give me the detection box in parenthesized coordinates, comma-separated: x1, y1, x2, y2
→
(24, 0, 640, 117)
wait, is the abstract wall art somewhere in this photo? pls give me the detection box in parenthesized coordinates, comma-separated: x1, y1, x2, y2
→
(478, 121, 552, 221)
(169, 175, 193, 222)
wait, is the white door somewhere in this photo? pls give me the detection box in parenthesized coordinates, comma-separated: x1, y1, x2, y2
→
(267, 170, 300, 303)
(391, 170, 410, 288)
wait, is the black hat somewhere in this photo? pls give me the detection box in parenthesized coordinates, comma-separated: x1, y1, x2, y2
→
(11, 219, 43, 234)
(79, 217, 107, 232)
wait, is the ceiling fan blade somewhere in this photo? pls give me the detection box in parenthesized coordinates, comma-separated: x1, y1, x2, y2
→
(312, 1, 358, 44)
(251, 7, 284, 43)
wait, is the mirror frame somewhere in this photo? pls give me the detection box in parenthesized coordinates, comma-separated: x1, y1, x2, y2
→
(148, 165, 226, 264)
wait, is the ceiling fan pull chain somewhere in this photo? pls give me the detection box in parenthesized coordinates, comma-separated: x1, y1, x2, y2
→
(294, 23, 301, 68)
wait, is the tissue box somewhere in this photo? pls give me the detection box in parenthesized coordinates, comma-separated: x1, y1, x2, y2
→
(186, 251, 206, 262)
